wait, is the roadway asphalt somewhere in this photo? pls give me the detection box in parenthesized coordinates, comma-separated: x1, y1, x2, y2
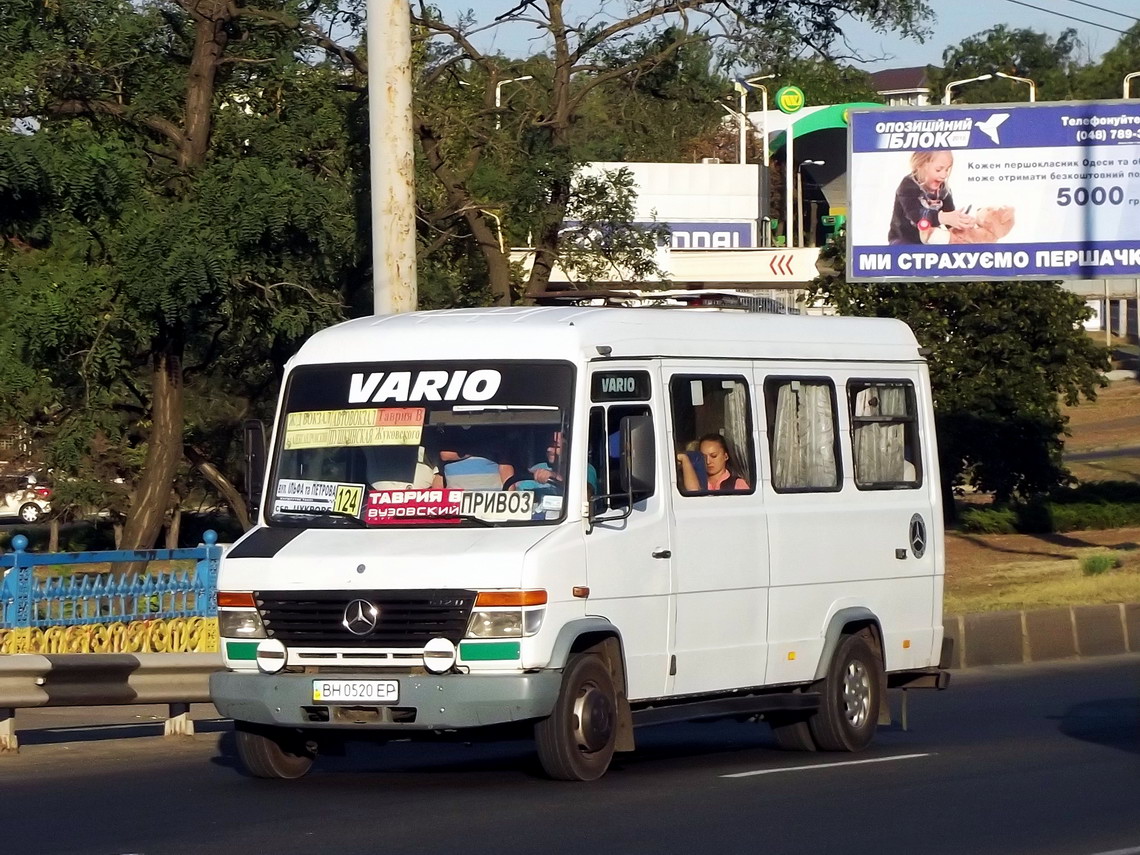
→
(1, 654, 1138, 855)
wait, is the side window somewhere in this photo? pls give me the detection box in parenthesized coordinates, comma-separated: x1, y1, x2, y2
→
(669, 375, 754, 495)
(588, 404, 653, 510)
(764, 377, 840, 492)
(849, 380, 921, 489)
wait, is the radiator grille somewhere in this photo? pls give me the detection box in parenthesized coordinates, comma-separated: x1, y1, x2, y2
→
(256, 589, 476, 647)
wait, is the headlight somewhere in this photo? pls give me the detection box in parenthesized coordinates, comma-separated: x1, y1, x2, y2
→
(467, 610, 523, 638)
(466, 590, 547, 639)
(219, 609, 267, 639)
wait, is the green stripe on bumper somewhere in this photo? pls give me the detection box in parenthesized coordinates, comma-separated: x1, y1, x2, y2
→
(459, 641, 521, 661)
(226, 641, 258, 661)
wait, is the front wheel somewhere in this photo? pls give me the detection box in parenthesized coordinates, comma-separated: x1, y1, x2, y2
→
(233, 722, 316, 779)
(809, 633, 884, 752)
(534, 654, 618, 781)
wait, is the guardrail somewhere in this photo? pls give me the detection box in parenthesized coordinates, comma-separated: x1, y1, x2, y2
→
(0, 532, 225, 752)
(0, 651, 221, 751)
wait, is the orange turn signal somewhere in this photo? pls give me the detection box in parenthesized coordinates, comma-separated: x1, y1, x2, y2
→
(218, 591, 257, 608)
(475, 589, 547, 607)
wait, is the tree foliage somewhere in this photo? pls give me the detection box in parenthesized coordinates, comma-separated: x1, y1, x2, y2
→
(0, 1, 363, 547)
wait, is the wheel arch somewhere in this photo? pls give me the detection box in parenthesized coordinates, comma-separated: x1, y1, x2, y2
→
(812, 607, 884, 681)
(548, 618, 635, 752)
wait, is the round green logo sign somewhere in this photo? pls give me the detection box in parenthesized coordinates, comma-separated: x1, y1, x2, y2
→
(776, 85, 805, 114)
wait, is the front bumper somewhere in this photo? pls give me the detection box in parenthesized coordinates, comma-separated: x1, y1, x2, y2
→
(210, 669, 562, 730)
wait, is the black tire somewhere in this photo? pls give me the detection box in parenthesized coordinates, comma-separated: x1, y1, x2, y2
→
(768, 713, 817, 751)
(534, 654, 618, 781)
(233, 721, 316, 780)
(808, 633, 883, 752)
(18, 503, 42, 524)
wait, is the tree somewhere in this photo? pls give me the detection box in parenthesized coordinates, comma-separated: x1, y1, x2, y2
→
(810, 239, 1111, 514)
(405, 0, 932, 301)
(929, 25, 1082, 103)
(1074, 23, 1140, 100)
(0, 1, 361, 548)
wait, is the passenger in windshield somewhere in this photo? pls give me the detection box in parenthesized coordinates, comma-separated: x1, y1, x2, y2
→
(510, 431, 598, 496)
(440, 438, 514, 490)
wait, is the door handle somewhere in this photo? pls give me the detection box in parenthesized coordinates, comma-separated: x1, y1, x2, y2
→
(652, 548, 671, 559)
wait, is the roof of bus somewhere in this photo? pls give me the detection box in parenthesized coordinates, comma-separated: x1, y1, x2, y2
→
(290, 307, 923, 366)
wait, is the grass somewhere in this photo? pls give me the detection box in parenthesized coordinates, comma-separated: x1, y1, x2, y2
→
(944, 538, 1140, 614)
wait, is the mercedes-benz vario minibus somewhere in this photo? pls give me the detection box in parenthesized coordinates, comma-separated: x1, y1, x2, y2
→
(211, 306, 950, 781)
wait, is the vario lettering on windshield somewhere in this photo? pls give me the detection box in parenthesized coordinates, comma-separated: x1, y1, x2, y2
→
(349, 370, 501, 403)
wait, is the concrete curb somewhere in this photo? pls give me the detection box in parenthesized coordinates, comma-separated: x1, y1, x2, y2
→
(943, 602, 1139, 668)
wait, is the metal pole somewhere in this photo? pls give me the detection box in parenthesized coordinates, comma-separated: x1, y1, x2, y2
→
(759, 86, 770, 246)
(739, 87, 747, 165)
(785, 127, 794, 248)
(943, 73, 994, 105)
(796, 164, 804, 248)
(994, 72, 1036, 102)
(1105, 280, 1111, 348)
(368, 0, 417, 315)
(495, 76, 533, 130)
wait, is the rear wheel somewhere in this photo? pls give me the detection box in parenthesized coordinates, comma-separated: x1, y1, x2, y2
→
(535, 654, 617, 781)
(18, 503, 42, 523)
(233, 722, 316, 779)
(808, 633, 883, 752)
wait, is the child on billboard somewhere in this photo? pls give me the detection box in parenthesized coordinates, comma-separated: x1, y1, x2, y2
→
(888, 150, 975, 244)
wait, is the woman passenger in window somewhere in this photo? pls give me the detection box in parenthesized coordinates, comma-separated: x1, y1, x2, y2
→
(677, 434, 749, 492)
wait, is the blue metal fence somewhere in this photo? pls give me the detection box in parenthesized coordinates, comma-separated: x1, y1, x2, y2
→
(0, 531, 222, 629)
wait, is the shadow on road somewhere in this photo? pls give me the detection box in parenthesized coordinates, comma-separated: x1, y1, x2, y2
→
(1055, 698, 1140, 755)
(17, 717, 232, 746)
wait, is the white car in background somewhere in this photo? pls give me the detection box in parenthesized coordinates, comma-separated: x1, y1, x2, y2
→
(0, 474, 52, 523)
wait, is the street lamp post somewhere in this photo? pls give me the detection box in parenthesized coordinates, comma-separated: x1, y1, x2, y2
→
(943, 73, 993, 105)
(797, 160, 824, 248)
(743, 75, 774, 246)
(494, 75, 533, 129)
(1125, 72, 1140, 99)
(994, 71, 1036, 102)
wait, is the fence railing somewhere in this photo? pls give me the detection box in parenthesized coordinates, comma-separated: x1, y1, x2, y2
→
(0, 531, 222, 654)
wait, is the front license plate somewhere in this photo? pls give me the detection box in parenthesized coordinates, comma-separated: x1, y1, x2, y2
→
(312, 679, 399, 704)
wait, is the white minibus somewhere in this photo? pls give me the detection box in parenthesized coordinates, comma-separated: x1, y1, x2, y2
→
(211, 304, 950, 781)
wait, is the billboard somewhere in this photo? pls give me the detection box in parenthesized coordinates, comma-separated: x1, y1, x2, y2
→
(847, 101, 1140, 282)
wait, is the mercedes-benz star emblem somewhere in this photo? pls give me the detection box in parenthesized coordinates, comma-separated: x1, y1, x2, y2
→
(909, 514, 927, 558)
(342, 599, 380, 636)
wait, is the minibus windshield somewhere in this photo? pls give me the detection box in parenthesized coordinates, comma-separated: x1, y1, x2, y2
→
(266, 361, 576, 528)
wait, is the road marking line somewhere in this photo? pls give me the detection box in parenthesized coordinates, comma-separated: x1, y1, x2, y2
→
(1084, 848, 1140, 855)
(722, 752, 931, 778)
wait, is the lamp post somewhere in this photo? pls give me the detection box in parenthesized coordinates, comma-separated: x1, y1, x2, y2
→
(943, 73, 993, 105)
(494, 75, 533, 129)
(797, 160, 824, 248)
(734, 73, 770, 243)
(994, 71, 1036, 102)
(1125, 71, 1140, 99)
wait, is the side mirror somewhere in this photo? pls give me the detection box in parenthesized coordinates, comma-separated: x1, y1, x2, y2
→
(619, 415, 655, 496)
(243, 419, 267, 518)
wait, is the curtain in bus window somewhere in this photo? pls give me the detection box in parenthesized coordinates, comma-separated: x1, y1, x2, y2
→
(723, 380, 752, 477)
(772, 381, 836, 489)
(853, 385, 907, 484)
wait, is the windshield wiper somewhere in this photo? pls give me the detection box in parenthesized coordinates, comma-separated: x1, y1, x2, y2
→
(275, 508, 367, 528)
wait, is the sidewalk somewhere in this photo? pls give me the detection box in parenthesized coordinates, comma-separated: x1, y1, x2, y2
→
(9, 703, 228, 746)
